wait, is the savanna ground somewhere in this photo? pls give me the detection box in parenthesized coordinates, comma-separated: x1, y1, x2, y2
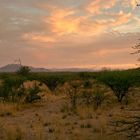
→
(0, 68, 140, 140)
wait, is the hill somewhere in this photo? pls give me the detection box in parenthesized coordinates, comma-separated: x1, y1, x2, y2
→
(0, 64, 49, 72)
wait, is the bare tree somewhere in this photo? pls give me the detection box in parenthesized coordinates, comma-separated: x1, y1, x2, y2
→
(132, 40, 140, 62)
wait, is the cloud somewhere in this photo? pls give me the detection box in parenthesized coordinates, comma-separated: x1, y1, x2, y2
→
(41, 5, 132, 37)
(113, 11, 131, 25)
(0, 0, 139, 69)
(85, 0, 116, 14)
(121, 0, 138, 9)
(22, 33, 56, 43)
(43, 7, 83, 35)
(131, 0, 137, 8)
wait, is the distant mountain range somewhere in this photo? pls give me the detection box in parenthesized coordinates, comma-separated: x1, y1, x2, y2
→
(0, 64, 98, 72)
(0, 64, 49, 72)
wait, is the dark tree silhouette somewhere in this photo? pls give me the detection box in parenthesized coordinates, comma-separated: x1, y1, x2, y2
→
(17, 66, 31, 76)
(132, 39, 140, 61)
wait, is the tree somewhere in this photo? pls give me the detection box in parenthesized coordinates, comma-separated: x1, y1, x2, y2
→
(65, 80, 82, 109)
(82, 82, 107, 109)
(98, 71, 134, 103)
(0, 76, 26, 102)
(25, 83, 41, 103)
(92, 86, 106, 110)
(17, 66, 31, 76)
(132, 39, 140, 62)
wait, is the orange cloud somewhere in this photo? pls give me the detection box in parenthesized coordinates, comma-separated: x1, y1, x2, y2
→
(85, 0, 116, 14)
(23, 8, 132, 45)
(22, 33, 55, 43)
(21, 1, 134, 58)
(44, 8, 79, 35)
(131, 0, 137, 8)
(36, 0, 132, 38)
(91, 47, 131, 57)
(93, 11, 132, 32)
(46, 6, 132, 36)
(110, 11, 132, 26)
(50, 18, 79, 35)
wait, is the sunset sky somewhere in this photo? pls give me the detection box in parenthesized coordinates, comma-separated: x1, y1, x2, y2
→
(0, 0, 140, 69)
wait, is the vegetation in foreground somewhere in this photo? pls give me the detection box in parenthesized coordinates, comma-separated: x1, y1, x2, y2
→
(0, 67, 140, 140)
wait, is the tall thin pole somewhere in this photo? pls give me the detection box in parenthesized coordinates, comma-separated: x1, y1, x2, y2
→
(15, 58, 22, 67)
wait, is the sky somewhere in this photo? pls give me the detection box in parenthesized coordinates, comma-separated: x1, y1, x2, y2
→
(0, 0, 140, 69)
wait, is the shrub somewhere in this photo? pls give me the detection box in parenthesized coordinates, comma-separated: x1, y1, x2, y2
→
(0, 83, 10, 102)
(41, 75, 65, 91)
(92, 86, 106, 109)
(81, 81, 106, 109)
(98, 71, 135, 103)
(65, 80, 82, 109)
(0, 76, 26, 102)
(81, 80, 93, 106)
(17, 66, 31, 76)
(25, 83, 41, 103)
(16, 85, 26, 102)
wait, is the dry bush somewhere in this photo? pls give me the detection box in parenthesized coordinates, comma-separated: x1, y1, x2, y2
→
(63, 80, 83, 110)
(111, 114, 140, 140)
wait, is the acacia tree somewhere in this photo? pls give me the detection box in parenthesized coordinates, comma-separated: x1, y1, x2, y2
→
(98, 71, 134, 103)
(41, 75, 66, 92)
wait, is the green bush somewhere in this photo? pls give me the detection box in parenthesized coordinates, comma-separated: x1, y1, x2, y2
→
(92, 87, 106, 109)
(25, 83, 41, 103)
(17, 66, 31, 76)
(41, 75, 66, 91)
(65, 80, 82, 109)
(81, 80, 93, 106)
(98, 71, 136, 103)
(0, 76, 26, 102)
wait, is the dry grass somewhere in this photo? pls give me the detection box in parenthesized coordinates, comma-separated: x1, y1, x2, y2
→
(0, 103, 19, 117)
(0, 86, 139, 140)
(0, 124, 24, 140)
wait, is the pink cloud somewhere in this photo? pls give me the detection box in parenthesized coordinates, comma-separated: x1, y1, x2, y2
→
(85, 0, 116, 14)
(22, 33, 56, 43)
